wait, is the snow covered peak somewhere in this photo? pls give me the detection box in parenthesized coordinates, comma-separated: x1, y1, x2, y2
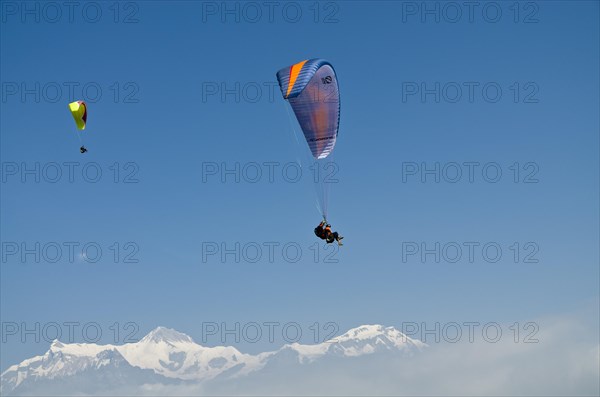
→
(322, 324, 426, 357)
(48, 339, 114, 357)
(331, 324, 426, 347)
(140, 326, 194, 345)
(283, 324, 427, 362)
(50, 339, 64, 350)
(332, 324, 388, 341)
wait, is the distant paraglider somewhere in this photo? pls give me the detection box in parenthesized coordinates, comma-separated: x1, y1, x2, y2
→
(68, 100, 88, 153)
(276, 59, 344, 245)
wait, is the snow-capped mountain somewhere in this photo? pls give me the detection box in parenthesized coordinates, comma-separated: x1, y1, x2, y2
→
(282, 324, 426, 363)
(0, 340, 163, 395)
(1, 324, 426, 396)
(117, 326, 264, 380)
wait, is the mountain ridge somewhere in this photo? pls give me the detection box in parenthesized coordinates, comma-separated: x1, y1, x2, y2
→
(1, 324, 427, 395)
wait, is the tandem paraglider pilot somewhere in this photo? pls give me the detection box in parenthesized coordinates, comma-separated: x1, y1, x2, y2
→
(314, 220, 344, 246)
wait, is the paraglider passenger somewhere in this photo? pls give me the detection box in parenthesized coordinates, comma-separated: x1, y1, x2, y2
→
(80, 146, 88, 154)
(324, 223, 343, 246)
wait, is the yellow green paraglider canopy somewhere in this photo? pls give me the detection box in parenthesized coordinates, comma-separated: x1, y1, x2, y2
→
(68, 101, 87, 130)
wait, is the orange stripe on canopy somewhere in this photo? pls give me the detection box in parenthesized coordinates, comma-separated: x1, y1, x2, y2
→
(286, 60, 308, 98)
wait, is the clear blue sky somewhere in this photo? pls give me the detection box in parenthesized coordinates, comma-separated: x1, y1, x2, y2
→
(1, 1, 598, 370)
